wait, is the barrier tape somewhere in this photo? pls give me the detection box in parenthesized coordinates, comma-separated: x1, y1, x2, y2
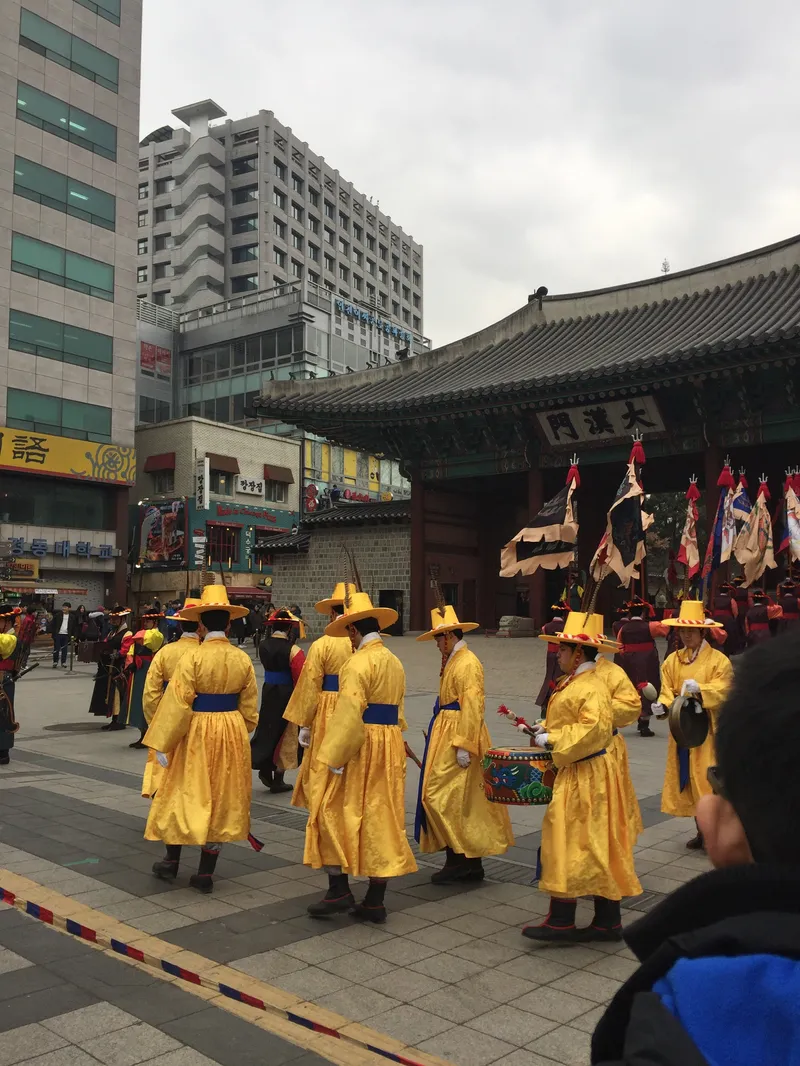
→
(0, 886, 436, 1066)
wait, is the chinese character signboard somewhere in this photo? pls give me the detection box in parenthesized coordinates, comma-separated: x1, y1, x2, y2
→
(156, 346, 171, 377)
(140, 342, 156, 373)
(236, 475, 264, 497)
(195, 456, 210, 511)
(139, 499, 186, 570)
(536, 396, 664, 448)
(0, 427, 135, 485)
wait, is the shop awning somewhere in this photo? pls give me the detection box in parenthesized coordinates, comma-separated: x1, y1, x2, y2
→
(207, 453, 240, 473)
(226, 586, 272, 600)
(0, 585, 90, 595)
(143, 452, 176, 472)
(263, 464, 295, 484)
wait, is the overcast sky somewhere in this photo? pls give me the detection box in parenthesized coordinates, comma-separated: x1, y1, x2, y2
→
(140, 0, 800, 348)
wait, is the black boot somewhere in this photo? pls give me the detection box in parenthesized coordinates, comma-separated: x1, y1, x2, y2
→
(686, 819, 705, 850)
(101, 717, 124, 731)
(307, 873, 355, 917)
(258, 769, 273, 790)
(189, 847, 219, 893)
(431, 847, 484, 884)
(522, 897, 580, 943)
(270, 771, 292, 794)
(129, 730, 146, 750)
(152, 844, 181, 881)
(351, 878, 388, 923)
(0, 750, 9, 766)
(638, 719, 655, 737)
(579, 897, 623, 942)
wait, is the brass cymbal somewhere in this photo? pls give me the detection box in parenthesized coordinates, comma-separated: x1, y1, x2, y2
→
(668, 694, 709, 749)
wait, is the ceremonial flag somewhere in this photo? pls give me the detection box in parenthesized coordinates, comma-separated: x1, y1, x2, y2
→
(733, 478, 777, 586)
(590, 460, 651, 588)
(676, 478, 700, 578)
(777, 472, 800, 561)
(499, 462, 579, 577)
(731, 473, 752, 532)
(701, 462, 736, 587)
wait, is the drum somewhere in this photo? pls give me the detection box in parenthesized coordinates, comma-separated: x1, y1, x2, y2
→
(482, 746, 557, 805)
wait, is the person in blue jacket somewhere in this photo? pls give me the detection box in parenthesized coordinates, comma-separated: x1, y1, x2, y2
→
(591, 629, 800, 1066)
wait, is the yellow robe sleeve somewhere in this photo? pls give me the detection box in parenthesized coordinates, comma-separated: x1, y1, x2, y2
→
(452, 654, 485, 755)
(604, 662, 642, 729)
(696, 654, 734, 717)
(143, 652, 197, 754)
(144, 629, 165, 653)
(239, 661, 259, 732)
(284, 639, 325, 727)
(142, 648, 168, 726)
(547, 684, 612, 768)
(657, 652, 680, 707)
(0, 633, 18, 659)
(317, 659, 369, 768)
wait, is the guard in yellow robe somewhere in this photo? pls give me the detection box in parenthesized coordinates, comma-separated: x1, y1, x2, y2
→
(144, 586, 258, 893)
(140, 598, 202, 798)
(306, 588, 417, 923)
(595, 653, 645, 840)
(0, 604, 20, 765)
(415, 603, 514, 881)
(283, 583, 353, 817)
(655, 600, 734, 848)
(524, 612, 642, 944)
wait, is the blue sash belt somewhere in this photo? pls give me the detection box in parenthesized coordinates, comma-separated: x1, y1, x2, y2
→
(362, 703, 399, 725)
(612, 728, 619, 736)
(577, 748, 607, 762)
(162, 681, 169, 690)
(193, 693, 239, 712)
(322, 674, 339, 692)
(264, 670, 292, 686)
(414, 698, 461, 843)
(677, 746, 690, 792)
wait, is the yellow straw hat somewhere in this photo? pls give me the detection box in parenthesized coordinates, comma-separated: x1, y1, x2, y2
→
(660, 600, 723, 628)
(181, 585, 249, 622)
(315, 582, 355, 615)
(416, 604, 479, 642)
(324, 591, 397, 638)
(537, 611, 621, 654)
(176, 597, 201, 621)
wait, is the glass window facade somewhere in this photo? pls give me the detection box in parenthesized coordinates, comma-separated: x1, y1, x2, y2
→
(0, 473, 115, 528)
(9, 309, 113, 373)
(74, 0, 121, 25)
(16, 82, 117, 160)
(138, 396, 171, 424)
(7, 388, 112, 443)
(20, 10, 119, 92)
(14, 156, 115, 230)
(232, 215, 257, 234)
(11, 233, 114, 302)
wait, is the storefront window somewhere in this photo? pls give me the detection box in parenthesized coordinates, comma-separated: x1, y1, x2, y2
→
(207, 525, 239, 564)
(0, 473, 114, 528)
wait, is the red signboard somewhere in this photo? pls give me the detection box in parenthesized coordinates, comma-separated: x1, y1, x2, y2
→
(156, 345, 171, 377)
(140, 342, 156, 372)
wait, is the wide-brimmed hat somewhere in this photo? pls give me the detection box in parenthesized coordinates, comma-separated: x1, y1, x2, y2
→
(624, 596, 651, 613)
(325, 591, 397, 638)
(537, 611, 620, 654)
(0, 603, 17, 619)
(660, 600, 722, 628)
(181, 585, 248, 621)
(315, 583, 355, 615)
(416, 605, 479, 642)
(109, 607, 131, 618)
(176, 598, 201, 621)
(141, 610, 164, 620)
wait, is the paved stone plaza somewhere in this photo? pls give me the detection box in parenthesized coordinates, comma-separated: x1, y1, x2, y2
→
(0, 637, 709, 1066)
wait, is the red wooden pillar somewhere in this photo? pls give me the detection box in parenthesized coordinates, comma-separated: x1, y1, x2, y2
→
(527, 466, 547, 627)
(410, 475, 426, 630)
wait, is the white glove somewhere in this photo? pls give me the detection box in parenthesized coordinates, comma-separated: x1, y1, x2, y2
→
(681, 679, 700, 697)
(329, 766, 344, 775)
(652, 702, 667, 719)
(156, 752, 169, 768)
(534, 733, 549, 749)
(298, 727, 311, 748)
(455, 748, 471, 768)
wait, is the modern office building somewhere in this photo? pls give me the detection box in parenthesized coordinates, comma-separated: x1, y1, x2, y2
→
(0, 0, 141, 607)
(135, 100, 425, 338)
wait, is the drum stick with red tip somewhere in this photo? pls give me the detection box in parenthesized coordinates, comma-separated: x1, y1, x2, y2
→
(497, 704, 537, 737)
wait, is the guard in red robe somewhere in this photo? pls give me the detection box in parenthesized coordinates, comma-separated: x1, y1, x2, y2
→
(778, 578, 800, 633)
(536, 602, 567, 711)
(711, 583, 744, 655)
(615, 599, 666, 737)
(745, 590, 781, 647)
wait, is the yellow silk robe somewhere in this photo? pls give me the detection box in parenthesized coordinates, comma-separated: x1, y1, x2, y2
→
(308, 637, 417, 878)
(540, 667, 641, 901)
(418, 644, 514, 857)
(283, 634, 352, 812)
(143, 635, 258, 846)
(140, 634, 200, 798)
(659, 641, 734, 817)
(595, 656, 644, 839)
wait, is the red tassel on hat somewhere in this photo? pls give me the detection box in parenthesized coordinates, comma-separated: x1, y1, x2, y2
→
(717, 465, 735, 490)
(629, 440, 646, 466)
(566, 463, 580, 489)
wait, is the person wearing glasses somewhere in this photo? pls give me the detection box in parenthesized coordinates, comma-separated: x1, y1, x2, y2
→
(591, 630, 800, 1065)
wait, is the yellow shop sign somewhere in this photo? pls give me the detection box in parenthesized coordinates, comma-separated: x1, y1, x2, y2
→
(0, 426, 136, 485)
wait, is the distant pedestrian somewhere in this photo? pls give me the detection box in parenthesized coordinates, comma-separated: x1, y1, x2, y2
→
(49, 601, 75, 668)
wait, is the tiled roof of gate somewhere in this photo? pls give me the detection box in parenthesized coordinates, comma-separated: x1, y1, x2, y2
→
(303, 500, 411, 526)
(257, 266, 800, 420)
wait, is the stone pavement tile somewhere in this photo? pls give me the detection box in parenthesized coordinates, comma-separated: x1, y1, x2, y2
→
(468, 882, 535, 903)
(529, 945, 606, 969)
(78, 1023, 181, 1066)
(408, 952, 484, 984)
(175, 900, 241, 922)
(652, 862, 701, 884)
(497, 954, 574, 985)
(47, 952, 157, 997)
(93, 872, 182, 898)
(481, 904, 534, 927)
(162, 1005, 320, 1066)
(634, 846, 681, 864)
(583, 953, 640, 982)
(468, 1004, 559, 1046)
(317, 949, 393, 981)
(0, 906, 29, 931)
(314, 984, 401, 1023)
(323, 924, 395, 948)
(364, 937, 439, 966)
(102, 900, 165, 921)
(0, 964, 65, 1001)
(549, 970, 623, 1005)
(104, 984, 211, 1027)
(377, 911, 431, 935)
(230, 950, 308, 979)
(366, 1002, 454, 1044)
(639, 872, 692, 894)
(0, 946, 33, 974)
(257, 880, 313, 900)
(363, 967, 444, 1003)
(125, 913, 197, 935)
(269, 965, 350, 999)
(68, 888, 135, 908)
(492, 1053, 566, 1066)
(527, 1024, 592, 1065)
(487, 927, 552, 952)
(513, 986, 597, 1024)
(0, 985, 99, 1033)
(448, 938, 525, 967)
(416, 983, 499, 1025)
(144, 890, 209, 911)
(442, 914, 509, 938)
(399, 881, 479, 902)
(5, 1047, 101, 1066)
(404, 925, 473, 952)
(0, 1022, 68, 1066)
(417, 1027, 516, 1066)
(209, 889, 281, 911)
(569, 1004, 606, 1034)
(280, 936, 353, 964)
(402, 901, 470, 924)
(42, 1003, 139, 1041)
(138, 1050, 219, 1066)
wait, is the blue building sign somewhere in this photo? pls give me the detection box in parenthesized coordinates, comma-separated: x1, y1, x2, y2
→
(335, 300, 413, 344)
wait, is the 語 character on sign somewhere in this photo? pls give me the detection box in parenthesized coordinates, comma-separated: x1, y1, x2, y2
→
(10, 434, 50, 465)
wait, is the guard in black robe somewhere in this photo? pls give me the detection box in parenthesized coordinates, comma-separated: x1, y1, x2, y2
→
(88, 609, 132, 730)
(250, 609, 305, 793)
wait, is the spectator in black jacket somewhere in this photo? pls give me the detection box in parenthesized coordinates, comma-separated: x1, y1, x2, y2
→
(592, 630, 800, 1066)
(48, 601, 76, 668)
